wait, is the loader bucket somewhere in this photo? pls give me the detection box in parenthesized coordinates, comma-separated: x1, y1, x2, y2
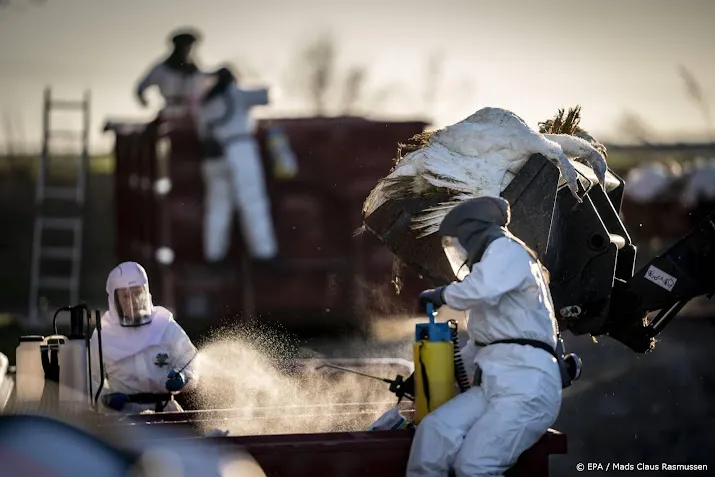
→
(363, 153, 634, 339)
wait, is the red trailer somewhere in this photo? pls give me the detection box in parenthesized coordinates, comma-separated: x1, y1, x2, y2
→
(204, 428, 567, 477)
(102, 357, 567, 477)
(105, 115, 428, 331)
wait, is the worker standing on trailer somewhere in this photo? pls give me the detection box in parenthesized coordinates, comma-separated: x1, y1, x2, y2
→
(135, 28, 207, 121)
(90, 261, 200, 413)
(406, 197, 563, 477)
(196, 65, 278, 263)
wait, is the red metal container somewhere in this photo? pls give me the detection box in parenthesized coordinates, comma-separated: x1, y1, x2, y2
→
(210, 429, 567, 477)
(105, 115, 428, 329)
(114, 400, 566, 477)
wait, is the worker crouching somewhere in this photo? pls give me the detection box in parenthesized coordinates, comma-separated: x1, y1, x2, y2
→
(90, 262, 200, 414)
(406, 197, 563, 477)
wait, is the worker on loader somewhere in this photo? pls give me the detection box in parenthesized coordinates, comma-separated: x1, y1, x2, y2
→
(406, 197, 563, 477)
(90, 261, 200, 414)
(135, 28, 207, 121)
(196, 65, 278, 263)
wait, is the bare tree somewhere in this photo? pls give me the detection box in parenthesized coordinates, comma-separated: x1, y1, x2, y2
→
(0, 0, 45, 8)
(2, 112, 16, 157)
(223, 58, 262, 83)
(366, 84, 401, 116)
(284, 32, 404, 117)
(617, 111, 656, 144)
(340, 66, 367, 115)
(15, 111, 26, 155)
(423, 51, 445, 119)
(295, 33, 337, 116)
(678, 65, 714, 141)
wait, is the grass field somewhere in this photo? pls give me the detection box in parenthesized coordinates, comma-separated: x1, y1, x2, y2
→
(0, 151, 672, 177)
(0, 154, 115, 176)
(0, 154, 116, 329)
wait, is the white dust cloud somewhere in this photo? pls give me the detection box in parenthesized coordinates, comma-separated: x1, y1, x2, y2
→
(192, 318, 413, 436)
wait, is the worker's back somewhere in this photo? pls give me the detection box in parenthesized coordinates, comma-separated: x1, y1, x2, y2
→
(457, 236, 558, 350)
(198, 84, 269, 141)
(139, 62, 207, 119)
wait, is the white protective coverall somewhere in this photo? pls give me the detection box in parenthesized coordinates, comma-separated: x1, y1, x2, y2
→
(136, 61, 207, 121)
(623, 162, 677, 204)
(90, 262, 199, 413)
(407, 200, 562, 477)
(681, 158, 715, 209)
(197, 74, 277, 261)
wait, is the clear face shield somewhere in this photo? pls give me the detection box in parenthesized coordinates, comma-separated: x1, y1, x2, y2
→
(441, 236, 470, 281)
(114, 285, 152, 327)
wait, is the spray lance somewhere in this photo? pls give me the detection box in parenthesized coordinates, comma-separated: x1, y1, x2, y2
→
(314, 302, 472, 416)
(320, 303, 471, 424)
(111, 349, 200, 414)
(166, 349, 199, 389)
(314, 364, 415, 403)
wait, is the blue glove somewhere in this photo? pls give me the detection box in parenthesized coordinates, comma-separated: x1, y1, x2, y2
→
(418, 287, 446, 312)
(102, 392, 129, 411)
(165, 369, 186, 392)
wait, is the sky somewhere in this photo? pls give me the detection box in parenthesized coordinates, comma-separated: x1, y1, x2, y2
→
(0, 0, 714, 154)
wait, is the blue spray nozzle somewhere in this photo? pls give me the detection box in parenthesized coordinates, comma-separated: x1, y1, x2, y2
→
(416, 302, 450, 342)
(426, 302, 435, 324)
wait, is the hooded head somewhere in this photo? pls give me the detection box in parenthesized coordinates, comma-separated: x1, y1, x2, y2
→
(202, 66, 237, 103)
(437, 196, 511, 280)
(170, 28, 200, 54)
(164, 28, 201, 73)
(106, 262, 154, 327)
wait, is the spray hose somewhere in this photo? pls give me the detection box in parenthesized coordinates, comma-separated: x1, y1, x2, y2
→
(52, 306, 72, 334)
(93, 309, 105, 409)
(448, 320, 471, 393)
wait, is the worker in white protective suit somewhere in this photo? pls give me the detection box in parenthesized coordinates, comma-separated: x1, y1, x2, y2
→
(623, 161, 678, 204)
(90, 261, 199, 414)
(406, 196, 563, 477)
(196, 66, 278, 262)
(135, 28, 208, 121)
(681, 158, 715, 209)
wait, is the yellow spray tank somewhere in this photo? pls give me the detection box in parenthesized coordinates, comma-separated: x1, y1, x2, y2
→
(413, 302, 457, 423)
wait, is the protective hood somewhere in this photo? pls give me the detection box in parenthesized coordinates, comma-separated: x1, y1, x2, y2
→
(163, 29, 200, 75)
(202, 67, 235, 103)
(437, 196, 512, 277)
(106, 262, 154, 327)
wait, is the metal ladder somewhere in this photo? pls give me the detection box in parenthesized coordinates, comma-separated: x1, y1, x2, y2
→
(27, 87, 91, 328)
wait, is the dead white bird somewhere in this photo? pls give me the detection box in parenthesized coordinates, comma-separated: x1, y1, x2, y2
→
(363, 106, 608, 237)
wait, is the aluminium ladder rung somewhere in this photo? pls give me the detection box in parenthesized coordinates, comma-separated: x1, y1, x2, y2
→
(43, 186, 79, 201)
(40, 247, 75, 260)
(50, 100, 85, 111)
(49, 129, 81, 139)
(38, 276, 74, 290)
(38, 217, 82, 230)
